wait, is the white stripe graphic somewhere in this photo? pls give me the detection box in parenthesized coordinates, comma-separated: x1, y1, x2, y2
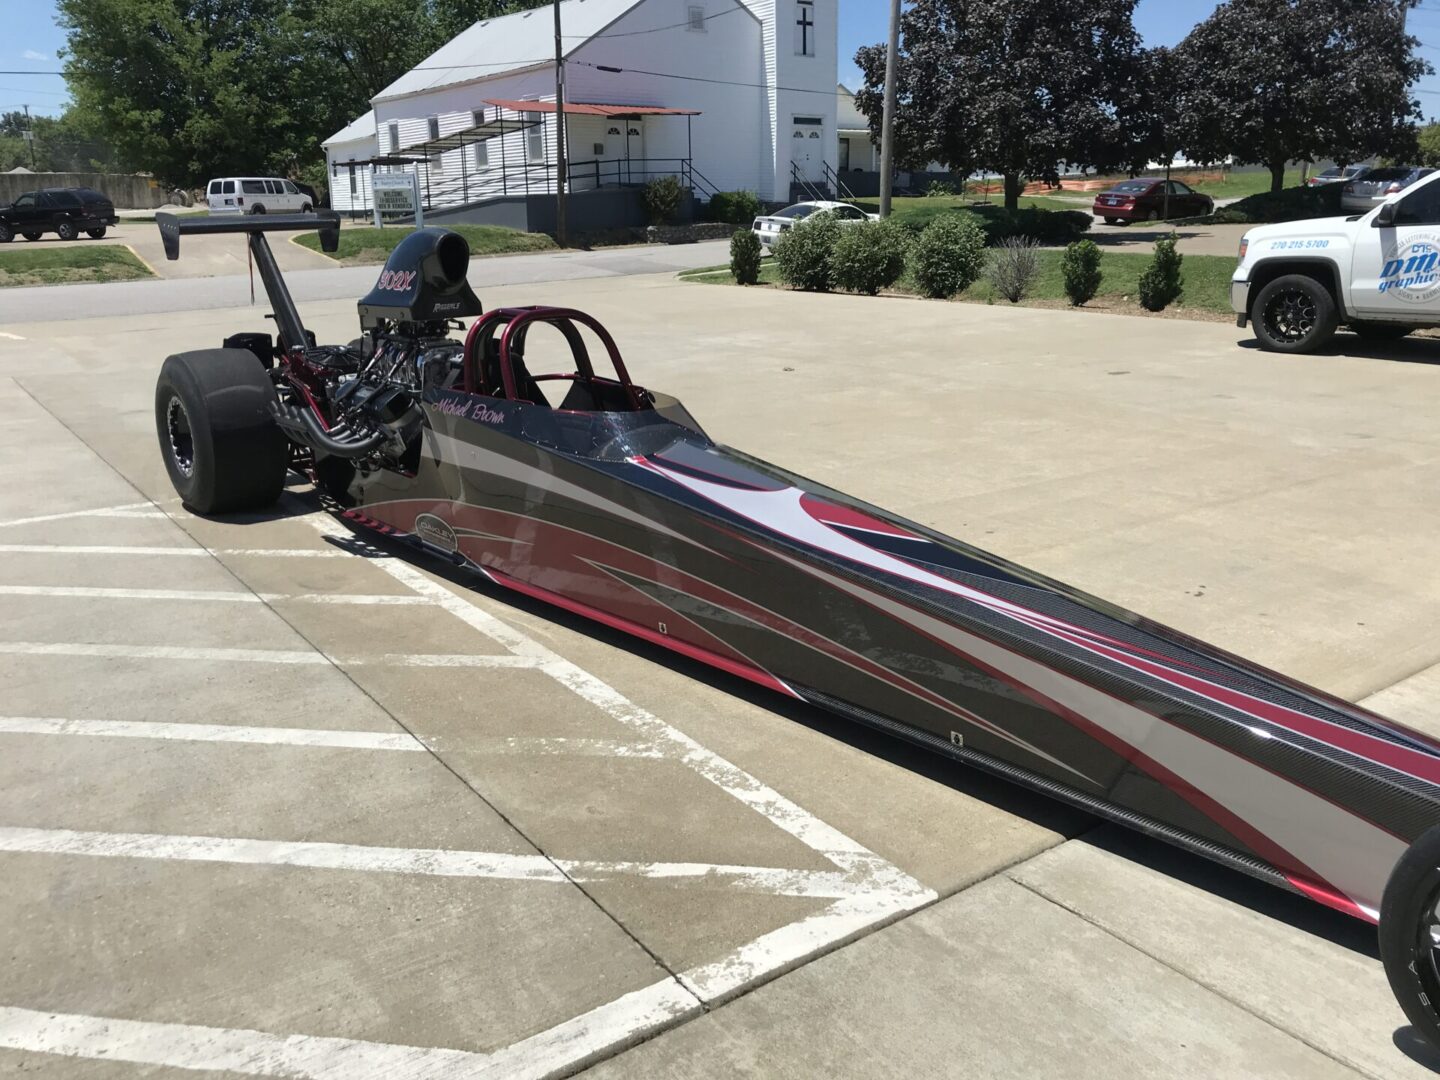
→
(0, 827, 872, 899)
(794, 557, 1405, 916)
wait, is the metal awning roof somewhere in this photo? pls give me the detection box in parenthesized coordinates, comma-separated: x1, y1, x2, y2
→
(483, 99, 701, 117)
(395, 113, 540, 156)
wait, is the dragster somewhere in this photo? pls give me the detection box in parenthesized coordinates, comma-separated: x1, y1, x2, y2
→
(151, 211, 1440, 1049)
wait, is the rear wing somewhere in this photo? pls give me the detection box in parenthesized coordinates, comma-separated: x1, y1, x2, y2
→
(155, 211, 342, 354)
(155, 211, 340, 261)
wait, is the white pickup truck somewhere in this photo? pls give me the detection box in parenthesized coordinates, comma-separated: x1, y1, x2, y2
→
(1232, 170, 1440, 352)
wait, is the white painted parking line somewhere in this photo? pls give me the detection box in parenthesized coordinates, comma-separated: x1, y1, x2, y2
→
(0, 981, 702, 1080)
(0, 544, 354, 558)
(0, 826, 872, 899)
(0, 504, 167, 528)
(0, 642, 543, 668)
(0, 584, 427, 605)
(0, 331, 24, 340)
(0, 716, 428, 751)
(0, 716, 662, 759)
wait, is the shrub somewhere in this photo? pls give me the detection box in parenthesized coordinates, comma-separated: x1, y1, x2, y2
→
(908, 214, 987, 299)
(1206, 182, 1344, 225)
(729, 228, 762, 285)
(643, 175, 684, 224)
(987, 236, 1042, 303)
(708, 190, 761, 225)
(1061, 239, 1103, 306)
(772, 211, 840, 291)
(1138, 236, 1184, 311)
(926, 179, 958, 197)
(888, 205, 1090, 247)
(829, 221, 908, 295)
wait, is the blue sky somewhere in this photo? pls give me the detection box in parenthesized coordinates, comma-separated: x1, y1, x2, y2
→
(4, 0, 1439, 119)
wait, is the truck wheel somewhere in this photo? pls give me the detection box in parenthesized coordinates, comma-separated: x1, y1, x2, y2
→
(300, 203, 312, 214)
(22, 232, 41, 242)
(1351, 321, 1414, 341)
(0, 223, 12, 243)
(155, 349, 288, 514)
(250, 205, 267, 216)
(86, 227, 107, 239)
(1251, 274, 1338, 354)
(55, 221, 78, 241)
(1381, 825, 1440, 1055)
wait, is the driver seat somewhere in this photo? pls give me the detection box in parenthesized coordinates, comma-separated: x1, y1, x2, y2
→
(478, 337, 549, 407)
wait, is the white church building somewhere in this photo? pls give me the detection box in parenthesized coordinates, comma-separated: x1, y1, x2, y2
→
(323, 0, 845, 220)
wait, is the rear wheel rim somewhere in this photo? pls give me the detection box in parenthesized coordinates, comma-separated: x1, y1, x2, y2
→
(1413, 884, 1440, 1025)
(165, 396, 195, 477)
(1264, 288, 1319, 343)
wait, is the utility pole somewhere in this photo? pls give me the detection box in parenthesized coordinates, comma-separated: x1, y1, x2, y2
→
(877, 0, 900, 218)
(552, 0, 568, 247)
(21, 104, 35, 171)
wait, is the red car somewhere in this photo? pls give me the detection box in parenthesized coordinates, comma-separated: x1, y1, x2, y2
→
(1092, 178, 1214, 224)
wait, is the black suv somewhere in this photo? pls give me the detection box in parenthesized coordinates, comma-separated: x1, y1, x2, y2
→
(0, 187, 119, 243)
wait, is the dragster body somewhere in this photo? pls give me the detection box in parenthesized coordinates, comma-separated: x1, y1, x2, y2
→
(150, 214, 1440, 1044)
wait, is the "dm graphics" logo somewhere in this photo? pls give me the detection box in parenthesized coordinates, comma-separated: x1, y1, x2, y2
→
(1379, 235, 1440, 304)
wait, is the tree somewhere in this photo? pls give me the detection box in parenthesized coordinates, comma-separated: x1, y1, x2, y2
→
(1419, 122, 1440, 168)
(853, 0, 1144, 211)
(1180, 0, 1430, 192)
(57, 0, 545, 187)
(1118, 46, 1200, 176)
(0, 109, 117, 172)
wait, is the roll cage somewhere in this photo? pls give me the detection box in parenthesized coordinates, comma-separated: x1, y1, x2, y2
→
(462, 306, 648, 413)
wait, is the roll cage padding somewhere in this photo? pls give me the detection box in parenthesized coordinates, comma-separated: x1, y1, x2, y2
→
(461, 306, 644, 411)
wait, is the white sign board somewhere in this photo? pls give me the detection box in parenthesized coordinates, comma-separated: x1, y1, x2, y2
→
(371, 171, 423, 227)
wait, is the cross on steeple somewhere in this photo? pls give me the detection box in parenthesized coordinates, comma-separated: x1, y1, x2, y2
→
(797, 2, 813, 56)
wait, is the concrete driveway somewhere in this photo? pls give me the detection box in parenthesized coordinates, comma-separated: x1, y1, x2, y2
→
(1, 274, 1438, 1078)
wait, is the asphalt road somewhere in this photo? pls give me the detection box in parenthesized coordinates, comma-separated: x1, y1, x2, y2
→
(2, 273, 1438, 1078)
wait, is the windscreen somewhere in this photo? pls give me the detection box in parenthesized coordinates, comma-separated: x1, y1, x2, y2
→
(1364, 168, 1410, 182)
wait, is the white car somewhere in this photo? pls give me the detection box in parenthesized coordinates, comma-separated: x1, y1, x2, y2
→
(751, 201, 878, 250)
(206, 177, 313, 216)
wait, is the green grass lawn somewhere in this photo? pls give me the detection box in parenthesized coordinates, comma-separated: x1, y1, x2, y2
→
(681, 247, 1235, 317)
(0, 244, 154, 287)
(296, 223, 556, 265)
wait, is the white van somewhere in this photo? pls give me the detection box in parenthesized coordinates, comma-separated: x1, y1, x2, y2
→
(206, 177, 312, 216)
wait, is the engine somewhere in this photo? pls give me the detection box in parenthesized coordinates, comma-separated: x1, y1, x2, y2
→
(268, 229, 484, 474)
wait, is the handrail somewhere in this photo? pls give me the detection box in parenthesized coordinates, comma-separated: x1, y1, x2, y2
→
(790, 161, 828, 203)
(824, 161, 856, 202)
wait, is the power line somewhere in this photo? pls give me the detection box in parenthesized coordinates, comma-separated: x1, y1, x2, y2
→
(0, 70, 64, 76)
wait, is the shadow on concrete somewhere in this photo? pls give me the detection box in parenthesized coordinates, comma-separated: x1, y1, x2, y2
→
(1393, 1026, 1440, 1074)
(1236, 333, 1440, 365)
(299, 490, 1385, 963)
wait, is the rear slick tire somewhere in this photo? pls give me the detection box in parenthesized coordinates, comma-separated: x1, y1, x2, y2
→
(1380, 825, 1440, 1054)
(155, 349, 288, 514)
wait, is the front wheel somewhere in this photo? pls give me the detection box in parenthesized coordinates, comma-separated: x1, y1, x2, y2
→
(155, 349, 289, 514)
(1351, 321, 1414, 341)
(86, 227, 107, 239)
(250, 204, 267, 216)
(1251, 274, 1339, 354)
(1381, 826, 1440, 1055)
(300, 203, 312, 214)
(55, 221, 78, 241)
